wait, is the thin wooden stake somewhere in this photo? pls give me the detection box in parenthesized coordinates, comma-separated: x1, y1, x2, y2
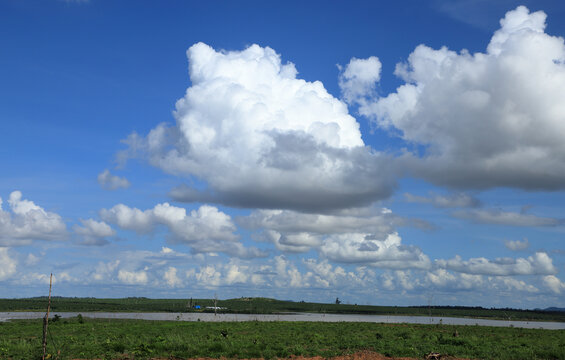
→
(42, 273, 53, 360)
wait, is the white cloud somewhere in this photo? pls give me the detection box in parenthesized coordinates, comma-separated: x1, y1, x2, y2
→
(452, 209, 561, 227)
(380, 270, 426, 291)
(101, 202, 264, 258)
(97, 170, 130, 190)
(404, 192, 480, 208)
(73, 218, 115, 246)
(426, 269, 460, 288)
(338, 56, 381, 105)
(186, 263, 249, 288)
(19, 272, 74, 286)
(259, 230, 322, 253)
(92, 260, 120, 282)
(99, 204, 154, 233)
(0, 248, 17, 281)
(0, 191, 67, 246)
(164, 266, 183, 287)
(241, 207, 403, 253)
(120, 42, 395, 212)
(190, 265, 222, 287)
(241, 207, 399, 237)
(224, 264, 248, 285)
(424, 269, 540, 293)
(181, 256, 372, 291)
(543, 275, 565, 294)
(117, 269, 148, 285)
(360, 6, 565, 190)
(497, 277, 538, 293)
(436, 252, 557, 276)
(505, 238, 529, 251)
(321, 232, 431, 269)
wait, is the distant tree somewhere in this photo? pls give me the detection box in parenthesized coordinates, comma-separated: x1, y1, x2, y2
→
(335, 297, 341, 305)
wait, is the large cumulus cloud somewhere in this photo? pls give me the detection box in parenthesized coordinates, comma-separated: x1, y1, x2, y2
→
(121, 43, 395, 212)
(350, 6, 565, 190)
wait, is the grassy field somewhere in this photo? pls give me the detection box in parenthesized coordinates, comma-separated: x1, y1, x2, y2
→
(2, 297, 565, 322)
(0, 316, 564, 360)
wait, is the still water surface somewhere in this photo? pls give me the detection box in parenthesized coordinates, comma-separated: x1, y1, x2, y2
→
(1, 312, 565, 329)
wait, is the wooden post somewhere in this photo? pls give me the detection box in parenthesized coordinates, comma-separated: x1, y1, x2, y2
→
(42, 273, 53, 360)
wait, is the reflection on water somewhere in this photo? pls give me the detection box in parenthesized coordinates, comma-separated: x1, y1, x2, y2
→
(1, 311, 564, 329)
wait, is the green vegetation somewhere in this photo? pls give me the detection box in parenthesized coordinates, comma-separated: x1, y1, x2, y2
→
(1, 296, 565, 322)
(0, 317, 564, 359)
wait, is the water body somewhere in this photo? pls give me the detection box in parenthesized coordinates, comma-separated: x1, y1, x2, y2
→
(2, 311, 565, 329)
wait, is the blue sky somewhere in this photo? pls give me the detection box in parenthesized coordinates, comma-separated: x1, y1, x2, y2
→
(2, 0, 565, 309)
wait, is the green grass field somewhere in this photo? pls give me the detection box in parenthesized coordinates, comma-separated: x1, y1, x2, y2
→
(1, 297, 564, 322)
(1, 316, 564, 360)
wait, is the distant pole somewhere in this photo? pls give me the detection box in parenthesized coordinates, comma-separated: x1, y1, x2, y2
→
(214, 293, 218, 316)
(42, 273, 53, 360)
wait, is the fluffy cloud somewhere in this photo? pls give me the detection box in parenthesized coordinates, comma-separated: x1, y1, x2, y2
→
(405, 192, 480, 208)
(99, 204, 154, 233)
(240, 207, 404, 253)
(0, 248, 17, 281)
(425, 269, 483, 290)
(117, 269, 148, 285)
(435, 252, 557, 276)
(188, 265, 222, 287)
(259, 230, 322, 253)
(497, 277, 538, 293)
(121, 42, 395, 212)
(73, 219, 115, 246)
(424, 269, 539, 293)
(452, 209, 561, 227)
(240, 207, 432, 265)
(338, 56, 381, 105)
(97, 169, 130, 190)
(92, 260, 120, 282)
(505, 238, 529, 251)
(543, 275, 565, 294)
(321, 232, 431, 269)
(241, 207, 398, 236)
(0, 191, 67, 246)
(183, 256, 371, 290)
(359, 6, 565, 190)
(164, 267, 183, 287)
(101, 202, 265, 258)
(18, 272, 75, 286)
(269, 256, 371, 289)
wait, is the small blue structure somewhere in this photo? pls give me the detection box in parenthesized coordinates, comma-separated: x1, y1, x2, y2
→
(194, 305, 201, 309)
